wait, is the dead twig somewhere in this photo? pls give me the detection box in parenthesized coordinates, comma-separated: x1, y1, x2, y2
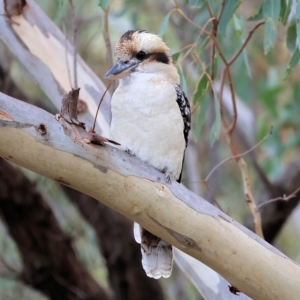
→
(102, 6, 115, 91)
(57, 89, 108, 145)
(205, 127, 272, 182)
(68, 0, 78, 89)
(257, 186, 300, 210)
(239, 158, 264, 238)
(91, 81, 112, 133)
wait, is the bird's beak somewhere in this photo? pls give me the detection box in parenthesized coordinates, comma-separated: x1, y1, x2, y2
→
(105, 59, 139, 80)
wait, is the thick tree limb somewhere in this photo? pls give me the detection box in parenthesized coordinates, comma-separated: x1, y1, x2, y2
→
(1, 93, 300, 299)
(0, 158, 111, 300)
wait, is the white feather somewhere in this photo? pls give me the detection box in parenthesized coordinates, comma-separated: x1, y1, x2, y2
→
(109, 68, 185, 180)
(141, 239, 173, 279)
(133, 222, 141, 243)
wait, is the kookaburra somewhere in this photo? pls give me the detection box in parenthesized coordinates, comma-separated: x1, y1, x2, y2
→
(105, 30, 191, 279)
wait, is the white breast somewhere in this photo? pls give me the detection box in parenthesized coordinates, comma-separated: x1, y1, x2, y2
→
(109, 72, 185, 180)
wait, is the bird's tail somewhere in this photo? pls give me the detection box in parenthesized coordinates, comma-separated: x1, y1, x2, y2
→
(134, 222, 173, 279)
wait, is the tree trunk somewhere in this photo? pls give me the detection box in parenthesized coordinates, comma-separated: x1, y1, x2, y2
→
(0, 158, 111, 300)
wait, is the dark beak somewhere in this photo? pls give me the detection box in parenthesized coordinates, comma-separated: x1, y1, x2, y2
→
(105, 59, 139, 80)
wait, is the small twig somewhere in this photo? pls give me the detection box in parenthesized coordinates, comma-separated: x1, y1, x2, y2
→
(203, 181, 224, 212)
(68, 0, 78, 88)
(102, 6, 115, 92)
(228, 21, 265, 66)
(217, 0, 225, 21)
(239, 158, 264, 238)
(205, 127, 272, 182)
(224, 68, 237, 135)
(257, 186, 300, 210)
(205, 0, 214, 18)
(91, 81, 112, 132)
(176, 8, 210, 35)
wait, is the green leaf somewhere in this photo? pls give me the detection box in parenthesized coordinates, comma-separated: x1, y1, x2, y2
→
(282, 0, 293, 25)
(283, 47, 300, 80)
(188, 0, 204, 8)
(263, 0, 280, 55)
(193, 73, 210, 104)
(296, 0, 300, 48)
(248, 4, 263, 21)
(158, 13, 170, 37)
(98, 0, 109, 10)
(233, 15, 252, 78)
(177, 66, 188, 94)
(172, 52, 181, 64)
(279, 0, 287, 22)
(233, 14, 242, 36)
(218, 0, 243, 37)
(286, 23, 297, 53)
(194, 94, 210, 142)
(210, 91, 221, 146)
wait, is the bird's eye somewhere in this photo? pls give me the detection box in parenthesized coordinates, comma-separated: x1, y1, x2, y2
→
(136, 51, 146, 60)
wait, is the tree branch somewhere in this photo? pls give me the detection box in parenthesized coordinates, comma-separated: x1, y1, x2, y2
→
(0, 158, 111, 300)
(0, 0, 111, 134)
(1, 92, 300, 299)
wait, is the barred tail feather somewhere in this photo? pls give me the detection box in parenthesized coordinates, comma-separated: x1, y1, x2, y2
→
(133, 223, 173, 279)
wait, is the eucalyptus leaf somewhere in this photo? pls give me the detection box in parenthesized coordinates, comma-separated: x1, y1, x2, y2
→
(219, 0, 243, 37)
(282, 0, 293, 26)
(172, 52, 181, 64)
(283, 47, 300, 80)
(178, 66, 188, 94)
(193, 73, 210, 104)
(296, 0, 300, 47)
(158, 13, 170, 37)
(287, 23, 297, 53)
(188, 0, 204, 8)
(263, 0, 280, 54)
(210, 91, 221, 146)
(248, 4, 263, 21)
(98, 0, 109, 10)
(194, 95, 210, 142)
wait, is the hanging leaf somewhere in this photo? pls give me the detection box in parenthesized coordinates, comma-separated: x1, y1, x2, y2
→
(188, 0, 204, 8)
(248, 4, 263, 21)
(172, 52, 181, 64)
(233, 14, 242, 36)
(194, 94, 210, 142)
(281, 0, 293, 26)
(98, 0, 109, 10)
(286, 23, 297, 53)
(283, 47, 300, 80)
(158, 13, 170, 37)
(233, 14, 252, 78)
(263, 0, 280, 55)
(193, 73, 210, 104)
(218, 0, 243, 36)
(177, 66, 188, 94)
(209, 91, 221, 147)
(296, 0, 300, 48)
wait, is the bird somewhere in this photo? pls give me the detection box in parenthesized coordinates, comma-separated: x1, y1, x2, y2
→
(105, 30, 191, 279)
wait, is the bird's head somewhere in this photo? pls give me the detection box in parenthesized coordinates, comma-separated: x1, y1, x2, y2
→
(105, 30, 172, 80)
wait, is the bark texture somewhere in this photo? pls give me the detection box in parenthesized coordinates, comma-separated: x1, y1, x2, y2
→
(1, 93, 300, 299)
(0, 158, 111, 300)
(65, 187, 164, 300)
